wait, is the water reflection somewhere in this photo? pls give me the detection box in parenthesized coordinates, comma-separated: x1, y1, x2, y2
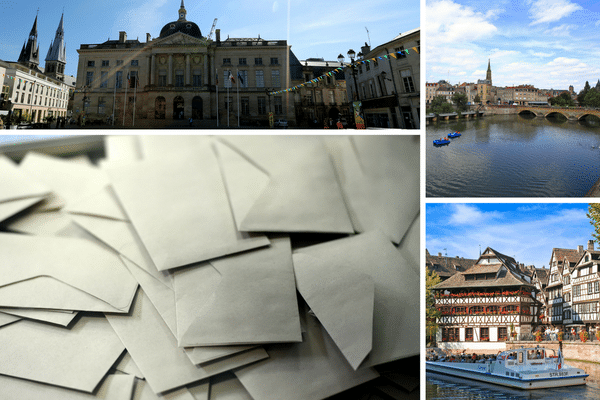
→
(427, 114, 600, 197)
(427, 369, 600, 400)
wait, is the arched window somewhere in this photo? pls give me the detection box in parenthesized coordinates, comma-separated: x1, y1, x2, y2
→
(155, 97, 166, 119)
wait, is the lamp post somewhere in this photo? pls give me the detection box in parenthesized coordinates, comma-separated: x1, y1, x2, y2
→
(338, 49, 365, 129)
(380, 70, 403, 128)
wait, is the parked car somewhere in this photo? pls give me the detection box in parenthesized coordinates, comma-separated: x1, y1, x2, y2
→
(274, 119, 288, 128)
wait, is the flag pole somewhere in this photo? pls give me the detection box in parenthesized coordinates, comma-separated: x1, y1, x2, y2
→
(237, 69, 240, 128)
(123, 71, 129, 127)
(132, 75, 137, 127)
(216, 67, 219, 127)
(112, 71, 117, 126)
(227, 70, 230, 128)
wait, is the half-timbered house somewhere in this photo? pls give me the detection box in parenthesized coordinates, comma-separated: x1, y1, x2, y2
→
(570, 241, 600, 331)
(432, 247, 541, 350)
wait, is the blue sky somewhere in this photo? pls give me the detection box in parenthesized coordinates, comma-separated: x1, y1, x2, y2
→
(426, 203, 597, 270)
(0, 0, 419, 78)
(426, 0, 600, 92)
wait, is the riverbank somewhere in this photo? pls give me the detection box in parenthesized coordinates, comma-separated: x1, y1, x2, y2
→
(586, 177, 600, 197)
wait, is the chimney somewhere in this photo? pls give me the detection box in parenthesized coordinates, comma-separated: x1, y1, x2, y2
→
(119, 31, 127, 43)
(215, 29, 221, 43)
(438, 252, 442, 257)
(588, 240, 594, 251)
(361, 42, 370, 56)
(578, 245, 584, 253)
(146, 33, 151, 42)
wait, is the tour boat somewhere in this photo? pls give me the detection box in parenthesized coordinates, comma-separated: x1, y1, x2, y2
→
(426, 346, 588, 389)
(433, 139, 450, 146)
(448, 132, 461, 138)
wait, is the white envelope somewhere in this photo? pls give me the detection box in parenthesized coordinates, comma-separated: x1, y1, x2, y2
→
(0, 373, 136, 400)
(173, 236, 302, 347)
(209, 373, 253, 400)
(292, 231, 420, 368)
(105, 144, 270, 271)
(215, 136, 354, 234)
(0, 308, 78, 326)
(234, 309, 379, 400)
(66, 187, 255, 362)
(0, 156, 50, 222)
(0, 316, 125, 392)
(293, 253, 374, 370)
(324, 135, 420, 244)
(19, 152, 110, 211)
(0, 312, 20, 327)
(0, 232, 138, 313)
(106, 288, 270, 394)
(134, 380, 201, 400)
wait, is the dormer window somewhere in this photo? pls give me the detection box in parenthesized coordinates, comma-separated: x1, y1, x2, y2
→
(171, 24, 176, 29)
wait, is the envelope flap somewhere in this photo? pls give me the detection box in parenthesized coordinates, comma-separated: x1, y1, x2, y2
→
(293, 252, 374, 370)
(0, 233, 138, 311)
(67, 185, 128, 221)
(0, 156, 51, 202)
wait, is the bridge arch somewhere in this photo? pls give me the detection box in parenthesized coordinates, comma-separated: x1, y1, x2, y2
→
(518, 109, 538, 117)
(545, 111, 568, 120)
(578, 113, 600, 122)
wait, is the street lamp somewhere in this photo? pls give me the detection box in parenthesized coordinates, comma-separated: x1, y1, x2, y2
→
(340, 49, 365, 129)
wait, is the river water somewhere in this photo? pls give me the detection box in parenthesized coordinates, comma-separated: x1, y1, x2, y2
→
(426, 114, 600, 197)
(426, 360, 600, 399)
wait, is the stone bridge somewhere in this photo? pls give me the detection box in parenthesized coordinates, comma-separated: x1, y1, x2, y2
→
(484, 105, 600, 121)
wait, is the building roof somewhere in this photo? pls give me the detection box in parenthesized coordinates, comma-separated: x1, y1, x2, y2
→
(45, 13, 66, 64)
(159, 0, 202, 39)
(425, 249, 477, 280)
(433, 247, 534, 290)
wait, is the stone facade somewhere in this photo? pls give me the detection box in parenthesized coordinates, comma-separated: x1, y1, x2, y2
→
(73, 3, 298, 127)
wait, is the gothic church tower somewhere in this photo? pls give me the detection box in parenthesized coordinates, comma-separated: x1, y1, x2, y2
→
(486, 59, 492, 85)
(18, 15, 40, 70)
(45, 13, 67, 81)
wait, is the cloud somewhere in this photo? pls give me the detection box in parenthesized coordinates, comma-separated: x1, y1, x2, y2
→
(448, 204, 503, 225)
(544, 23, 577, 36)
(528, 0, 582, 25)
(427, 0, 498, 45)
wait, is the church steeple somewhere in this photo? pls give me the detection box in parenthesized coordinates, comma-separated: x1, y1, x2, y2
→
(18, 14, 40, 70)
(486, 59, 492, 85)
(178, 0, 187, 21)
(45, 13, 67, 81)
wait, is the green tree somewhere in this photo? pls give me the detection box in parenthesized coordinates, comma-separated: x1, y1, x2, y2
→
(549, 92, 575, 107)
(452, 92, 469, 111)
(584, 88, 600, 108)
(587, 204, 600, 244)
(474, 94, 481, 104)
(426, 269, 442, 346)
(578, 81, 591, 106)
(430, 95, 447, 110)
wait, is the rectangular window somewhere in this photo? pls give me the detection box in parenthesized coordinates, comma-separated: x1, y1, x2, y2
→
(257, 97, 266, 114)
(131, 60, 139, 66)
(116, 60, 123, 66)
(116, 71, 123, 88)
(588, 283, 593, 295)
(498, 327, 508, 341)
(87, 60, 95, 67)
(175, 70, 184, 87)
(270, 57, 279, 65)
(595, 281, 599, 293)
(241, 97, 249, 115)
(100, 71, 108, 88)
(101, 60, 110, 67)
(86, 71, 94, 86)
(223, 58, 231, 65)
(274, 96, 283, 114)
(255, 70, 264, 88)
(128, 71, 138, 88)
(98, 97, 105, 114)
(158, 70, 166, 86)
(255, 58, 263, 65)
(396, 46, 407, 59)
(401, 69, 415, 93)
(193, 72, 202, 87)
(366, 62, 370, 72)
(480, 327, 489, 341)
(238, 58, 247, 65)
(239, 70, 248, 88)
(465, 327, 473, 341)
(271, 70, 280, 87)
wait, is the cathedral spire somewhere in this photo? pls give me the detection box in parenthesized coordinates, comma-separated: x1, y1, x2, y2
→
(486, 59, 492, 85)
(178, 0, 187, 21)
(45, 13, 67, 80)
(18, 14, 40, 69)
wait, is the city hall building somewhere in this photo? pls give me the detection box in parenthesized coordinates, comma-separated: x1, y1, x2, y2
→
(74, 1, 300, 127)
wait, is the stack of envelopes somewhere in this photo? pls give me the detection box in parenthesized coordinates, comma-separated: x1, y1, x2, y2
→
(0, 135, 420, 400)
